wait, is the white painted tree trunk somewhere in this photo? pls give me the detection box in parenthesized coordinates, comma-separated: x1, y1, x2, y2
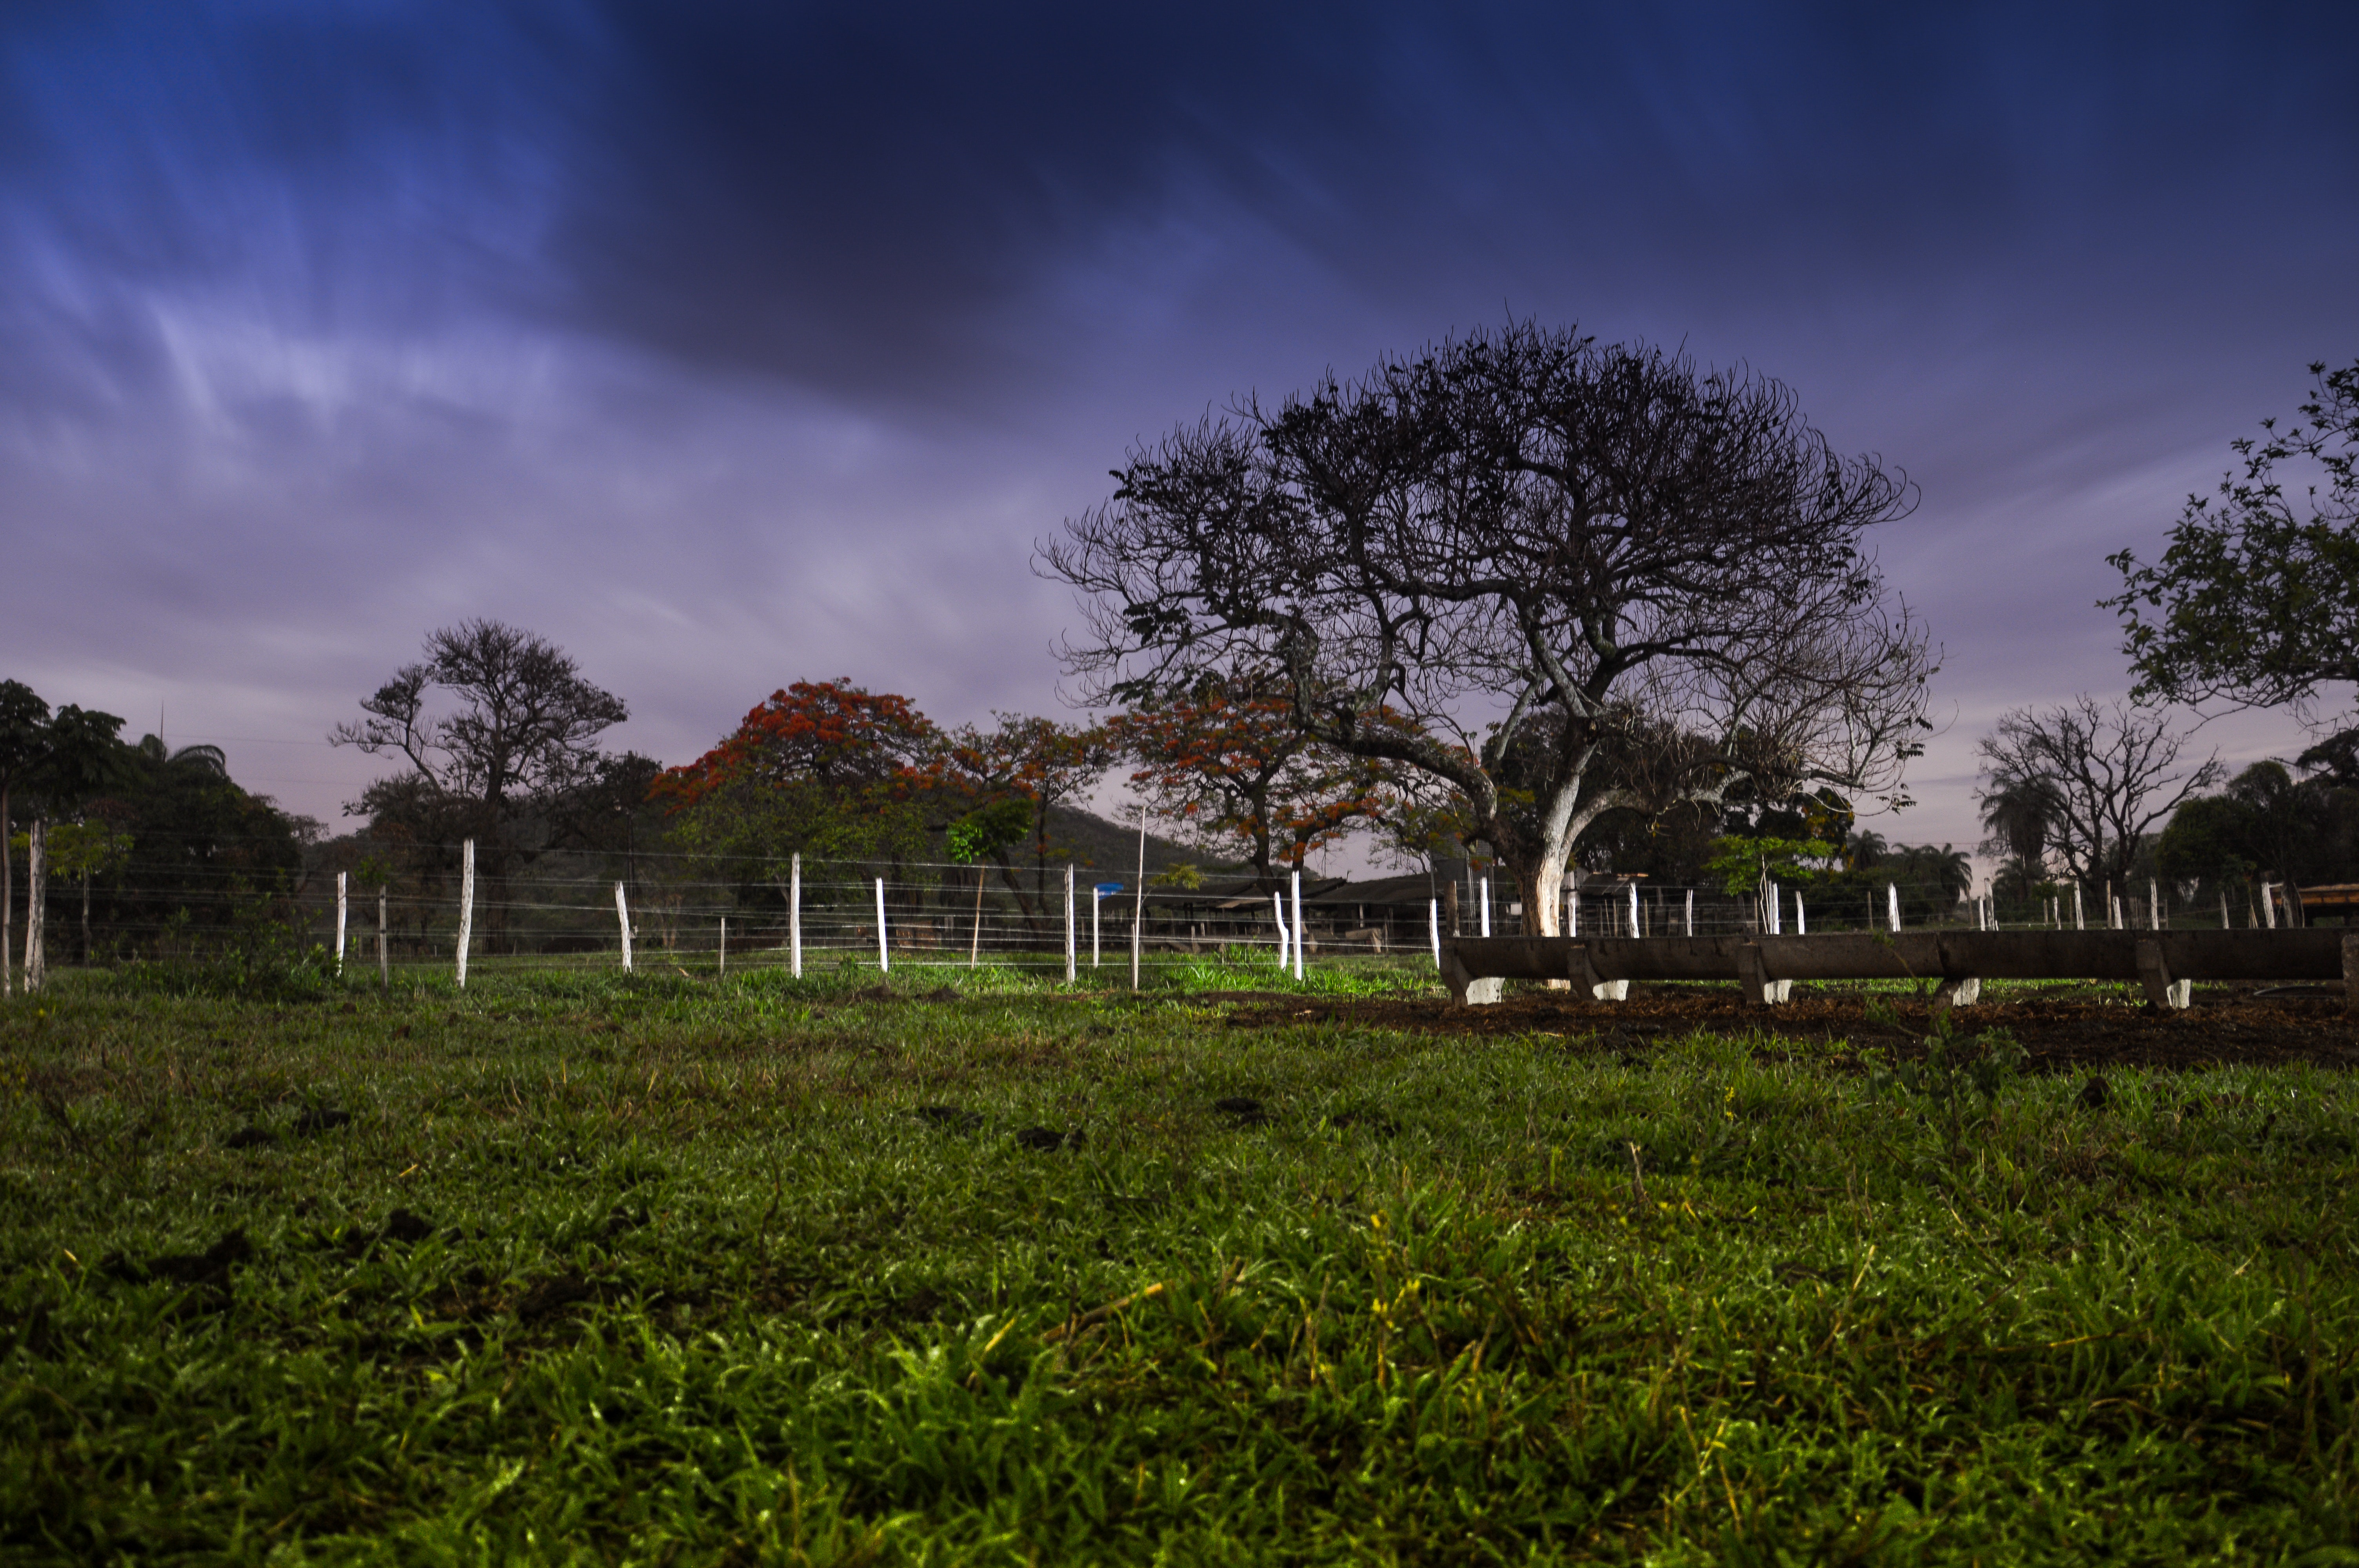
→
(22, 820, 43, 993)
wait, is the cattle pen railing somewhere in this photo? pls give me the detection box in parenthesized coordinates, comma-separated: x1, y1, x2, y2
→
(1439, 930, 2359, 1013)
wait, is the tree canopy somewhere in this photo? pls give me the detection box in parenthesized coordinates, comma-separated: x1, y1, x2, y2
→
(2106, 358, 2359, 763)
(1042, 319, 1933, 929)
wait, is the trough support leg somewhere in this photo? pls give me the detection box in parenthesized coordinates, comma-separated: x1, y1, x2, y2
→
(1568, 943, 1628, 1002)
(1930, 975, 1981, 1014)
(1441, 946, 1502, 1007)
(2343, 933, 2359, 1017)
(2134, 938, 2192, 1011)
(1737, 944, 1785, 1007)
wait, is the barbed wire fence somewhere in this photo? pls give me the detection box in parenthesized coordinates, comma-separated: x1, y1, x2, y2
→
(4, 826, 2296, 992)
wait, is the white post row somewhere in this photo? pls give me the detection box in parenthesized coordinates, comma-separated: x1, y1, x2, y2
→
(1292, 869, 1306, 981)
(789, 852, 803, 979)
(334, 871, 348, 976)
(455, 837, 475, 989)
(1063, 863, 1076, 985)
(874, 877, 889, 973)
(616, 881, 633, 973)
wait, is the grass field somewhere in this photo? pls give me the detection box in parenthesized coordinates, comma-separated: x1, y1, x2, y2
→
(5, 959, 2358, 1564)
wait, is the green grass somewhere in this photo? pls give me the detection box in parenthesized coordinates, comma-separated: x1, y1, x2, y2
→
(4, 967, 2358, 1564)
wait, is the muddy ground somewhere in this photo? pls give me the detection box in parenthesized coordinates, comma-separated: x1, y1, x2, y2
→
(1209, 984, 2359, 1072)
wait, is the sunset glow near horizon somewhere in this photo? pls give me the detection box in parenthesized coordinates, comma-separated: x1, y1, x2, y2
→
(5, 3, 2357, 878)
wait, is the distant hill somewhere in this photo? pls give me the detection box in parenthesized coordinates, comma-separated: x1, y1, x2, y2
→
(1039, 804, 1243, 884)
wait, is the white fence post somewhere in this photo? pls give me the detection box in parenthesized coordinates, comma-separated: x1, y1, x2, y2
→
(2073, 882, 2085, 931)
(2150, 877, 2163, 931)
(2262, 882, 2277, 929)
(1428, 898, 1440, 968)
(719, 915, 727, 977)
(1768, 882, 1782, 936)
(1292, 869, 1305, 981)
(1478, 877, 1490, 938)
(334, 871, 347, 976)
(2219, 891, 2230, 929)
(455, 838, 475, 989)
(1686, 888, 1696, 937)
(1064, 863, 1076, 985)
(1133, 811, 1147, 991)
(790, 853, 803, 977)
(616, 881, 633, 973)
(1887, 883, 1900, 933)
(1796, 894, 1807, 936)
(1627, 882, 1639, 939)
(875, 877, 889, 973)
(1569, 889, 1580, 936)
(1092, 885, 1102, 969)
(1273, 890, 1288, 969)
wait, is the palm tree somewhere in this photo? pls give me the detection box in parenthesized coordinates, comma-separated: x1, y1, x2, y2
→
(1978, 778, 2060, 904)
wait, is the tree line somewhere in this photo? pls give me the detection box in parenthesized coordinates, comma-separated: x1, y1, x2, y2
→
(10, 326, 2354, 967)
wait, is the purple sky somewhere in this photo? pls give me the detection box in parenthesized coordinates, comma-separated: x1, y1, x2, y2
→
(5, 3, 2357, 877)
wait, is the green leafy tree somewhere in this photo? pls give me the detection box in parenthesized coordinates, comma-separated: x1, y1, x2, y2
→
(2106, 358, 2359, 764)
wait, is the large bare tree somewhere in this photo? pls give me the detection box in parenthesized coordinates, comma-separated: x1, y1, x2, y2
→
(333, 620, 629, 948)
(1976, 696, 2221, 899)
(1041, 321, 1934, 932)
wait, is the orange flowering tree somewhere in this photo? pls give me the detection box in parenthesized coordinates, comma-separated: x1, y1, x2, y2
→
(1107, 681, 1395, 890)
(651, 679, 942, 871)
(932, 714, 1120, 927)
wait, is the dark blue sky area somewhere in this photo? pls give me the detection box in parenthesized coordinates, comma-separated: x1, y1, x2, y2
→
(4, 2, 2356, 862)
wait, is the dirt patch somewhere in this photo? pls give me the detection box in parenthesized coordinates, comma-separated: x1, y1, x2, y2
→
(1220, 985, 2359, 1072)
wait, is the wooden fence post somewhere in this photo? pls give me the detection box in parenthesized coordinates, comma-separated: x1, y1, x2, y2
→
(455, 838, 474, 989)
(1292, 869, 1306, 981)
